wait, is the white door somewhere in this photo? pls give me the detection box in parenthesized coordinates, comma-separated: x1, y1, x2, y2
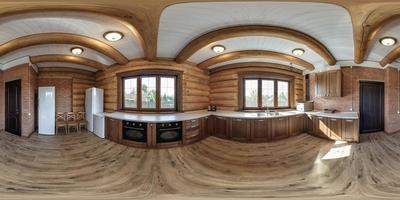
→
(38, 87, 55, 135)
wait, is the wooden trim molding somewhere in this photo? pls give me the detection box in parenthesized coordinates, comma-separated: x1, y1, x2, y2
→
(380, 47, 400, 67)
(0, 33, 128, 65)
(0, 6, 152, 59)
(198, 50, 315, 70)
(116, 69, 183, 112)
(30, 55, 108, 71)
(175, 25, 336, 65)
(209, 62, 303, 74)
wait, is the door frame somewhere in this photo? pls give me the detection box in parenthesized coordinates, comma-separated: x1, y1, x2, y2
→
(5, 79, 22, 136)
(359, 80, 384, 133)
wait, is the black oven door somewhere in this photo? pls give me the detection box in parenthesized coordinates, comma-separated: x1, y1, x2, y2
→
(123, 126, 147, 142)
(157, 127, 182, 143)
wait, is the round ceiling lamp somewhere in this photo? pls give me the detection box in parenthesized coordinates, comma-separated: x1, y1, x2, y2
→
(211, 45, 226, 53)
(292, 48, 305, 56)
(103, 31, 124, 42)
(380, 37, 397, 46)
(70, 47, 84, 55)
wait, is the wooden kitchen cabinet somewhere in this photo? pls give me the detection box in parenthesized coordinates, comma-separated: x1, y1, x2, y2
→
(327, 70, 342, 97)
(271, 117, 289, 140)
(328, 118, 342, 140)
(230, 118, 250, 141)
(315, 72, 327, 97)
(342, 119, 359, 142)
(314, 116, 330, 139)
(250, 119, 271, 142)
(183, 119, 202, 145)
(214, 116, 228, 139)
(200, 116, 212, 138)
(105, 117, 122, 143)
(305, 114, 314, 135)
(289, 115, 304, 136)
(315, 70, 342, 97)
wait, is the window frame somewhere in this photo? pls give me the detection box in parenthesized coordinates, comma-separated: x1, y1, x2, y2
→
(118, 70, 182, 113)
(239, 72, 293, 111)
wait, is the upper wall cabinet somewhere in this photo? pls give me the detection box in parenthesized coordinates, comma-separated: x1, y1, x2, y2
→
(315, 70, 342, 97)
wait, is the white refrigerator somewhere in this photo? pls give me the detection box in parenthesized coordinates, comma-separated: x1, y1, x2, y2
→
(38, 87, 55, 135)
(85, 87, 104, 134)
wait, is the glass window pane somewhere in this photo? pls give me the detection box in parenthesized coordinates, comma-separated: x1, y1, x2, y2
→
(278, 81, 289, 107)
(123, 78, 137, 108)
(262, 80, 274, 107)
(160, 77, 176, 109)
(141, 77, 157, 109)
(245, 80, 258, 108)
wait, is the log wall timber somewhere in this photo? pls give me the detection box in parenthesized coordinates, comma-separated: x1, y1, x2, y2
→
(210, 65, 304, 111)
(37, 67, 95, 112)
(95, 60, 210, 112)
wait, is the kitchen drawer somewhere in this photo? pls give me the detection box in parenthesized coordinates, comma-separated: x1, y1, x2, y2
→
(185, 119, 200, 130)
(183, 129, 201, 144)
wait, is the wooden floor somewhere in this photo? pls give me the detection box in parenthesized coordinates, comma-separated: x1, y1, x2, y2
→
(0, 131, 399, 200)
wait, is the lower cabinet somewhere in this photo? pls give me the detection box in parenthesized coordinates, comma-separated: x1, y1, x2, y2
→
(250, 119, 271, 142)
(183, 119, 202, 145)
(214, 116, 228, 138)
(342, 119, 359, 142)
(289, 115, 304, 136)
(305, 114, 314, 134)
(271, 117, 289, 140)
(105, 117, 122, 143)
(314, 116, 330, 139)
(230, 118, 250, 141)
(202, 116, 214, 137)
(328, 118, 342, 140)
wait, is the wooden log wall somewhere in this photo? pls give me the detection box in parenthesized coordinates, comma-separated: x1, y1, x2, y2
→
(210, 66, 304, 111)
(95, 60, 210, 112)
(37, 67, 95, 112)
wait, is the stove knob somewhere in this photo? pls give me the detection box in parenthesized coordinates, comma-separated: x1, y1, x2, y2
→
(175, 123, 178, 126)
(132, 123, 135, 126)
(168, 123, 172, 127)
(139, 124, 142, 127)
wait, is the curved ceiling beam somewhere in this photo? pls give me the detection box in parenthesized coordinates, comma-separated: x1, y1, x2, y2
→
(380, 47, 400, 67)
(198, 50, 315, 70)
(356, 8, 400, 64)
(210, 62, 303, 74)
(176, 25, 335, 65)
(30, 55, 108, 71)
(0, 6, 153, 59)
(0, 33, 128, 65)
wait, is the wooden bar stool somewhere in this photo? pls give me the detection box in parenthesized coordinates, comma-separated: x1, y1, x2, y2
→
(55, 113, 67, 135)
(66, 112, 79, 134)
(77, 112, 87, 132)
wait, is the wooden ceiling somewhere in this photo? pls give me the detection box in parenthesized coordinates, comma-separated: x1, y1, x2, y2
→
(0, 0, 400, 72)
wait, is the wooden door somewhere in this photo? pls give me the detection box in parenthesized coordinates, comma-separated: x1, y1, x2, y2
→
(315, 72, 327, 97)
(289, 115, 304, 136)
(5, 80, 21, 136)
(230, 118, 249, 141)
(360, 81, 384, 133)
(251, 119, 271, 141)
(271, 117, 289, 140)
(327, 70, 341, 97)
(328, 118, 342, 140)
(214, 116, 228, 138)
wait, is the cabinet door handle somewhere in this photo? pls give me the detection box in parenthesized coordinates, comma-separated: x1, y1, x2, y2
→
(217, 117, 224, 120)
(234, 119, 243, 122)
(257, 120, 265, 122)
(278, 118, 285, 121)
(346, 120, 353, 122)
(191, 120, 197, 122)
(331, 119, 337, 121)
(296, 115, 302, 118)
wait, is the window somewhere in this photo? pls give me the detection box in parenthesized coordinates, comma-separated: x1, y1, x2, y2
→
(242, 78, 290, 110)
(122, 74, 178, 111)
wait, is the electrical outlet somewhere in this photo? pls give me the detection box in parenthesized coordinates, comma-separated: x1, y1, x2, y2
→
(349, 108, 353, 111)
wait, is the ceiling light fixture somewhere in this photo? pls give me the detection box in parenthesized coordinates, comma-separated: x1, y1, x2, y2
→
(103, 31, 124, 42)
(379, 37, 397, 46)
(292, 48, 305, 56)
(70, 47, 84, 55)
(212, 45, 226, 53)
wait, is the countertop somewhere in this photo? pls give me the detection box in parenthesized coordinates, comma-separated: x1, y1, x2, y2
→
(102, 110, 358, 123)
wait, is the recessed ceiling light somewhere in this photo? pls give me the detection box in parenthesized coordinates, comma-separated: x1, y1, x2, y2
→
(70, 47, 84, 55)
(212, 45, 225, 53)
(292, 48, 305, 56)
(103, 31, 124, 42)
(380, 37, 397, 46)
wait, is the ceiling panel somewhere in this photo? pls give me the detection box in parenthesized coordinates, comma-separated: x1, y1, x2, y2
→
(0, 11, 143, 59)
(208, 57, 306, 71)
(158, 1, 354, 67)
(0, 44, 115, 66)
(188, 36, 327, 69)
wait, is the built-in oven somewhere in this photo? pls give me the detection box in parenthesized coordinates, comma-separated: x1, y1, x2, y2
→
(122, 121, 147, 143)
(156, 122, 182, 143)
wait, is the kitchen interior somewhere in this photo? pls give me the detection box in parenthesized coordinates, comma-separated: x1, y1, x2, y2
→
(0, 1, 400, 199)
